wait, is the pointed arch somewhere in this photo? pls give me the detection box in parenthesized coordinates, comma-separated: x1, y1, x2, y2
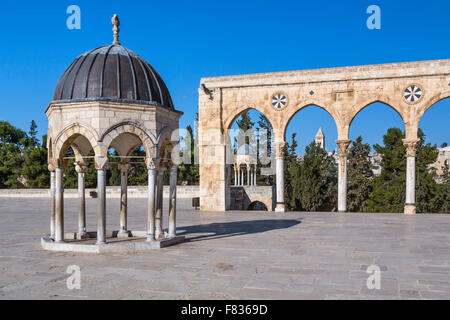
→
(222, 105, 275, 144)
(101, 120, 157, 159)
(417, 90, 450, 125)
(281, 102, 339, 142)
(54, 122, 99, 161)
(348, 97, 406, 129)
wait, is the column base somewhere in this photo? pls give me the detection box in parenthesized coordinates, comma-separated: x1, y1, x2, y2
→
(404, 204, 417, 215)
(275, 204, 286, 213)
(76, 232, 90, 240)
(117, 230, 132, 238)
(337, 210, 347, 213)
(155, 231, 162, 239)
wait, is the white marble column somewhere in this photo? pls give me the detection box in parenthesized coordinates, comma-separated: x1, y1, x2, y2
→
(155, 169, 165, 239)
(49, 169, 56, 239)
(253, 165, 257, 186)
(275, 142, 286, 212)
(54, 167, 64, 242)
(403, 139, 419, 215)
(118, 162, 131, 237)
(96, 169, 107, 244)
(147, 163, 157, 241)
(75, 163, 88, 236)
(168, 166, 178, 238)
(336, 140, 351, 213)
(96, 157, 108, 244)
(234, 167, 238, 186)
(247, 165, 250, 186)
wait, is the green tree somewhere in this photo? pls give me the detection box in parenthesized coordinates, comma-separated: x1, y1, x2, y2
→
(415, 130, 440, 213)
(21, 133, 50, 188)
(236, 111, 254, 132)
(366, 128, 441, 213)
(366, 128, 406, 213)
(108, 150, 121, 186)
(178, 125, 199, 185)
(431, 161, 450, 213)
(0, 121, 27, 188)
(284, 133, 301, 210)
(256, 114, 274, 186)
(347, 136, 374, 212)
(297, 142, 337, 211)
(27, 120, 39, 148)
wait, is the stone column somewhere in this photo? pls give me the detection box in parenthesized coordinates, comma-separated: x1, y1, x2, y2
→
(155, 169, 165, 239)
(96, 157, 108, 244)
(253, 165, 257, 186)
(54, 167, 64, 242)
(247, 165, 250, 186)
(234, 166, 238, 186)
(75, 163, 88, 236)
(49, 168, 56, 239)
(118, 162, 131, 237)
(168, 166, 178, 238)
(146, 158, 158, 241)
(403, 139, 419, 215)
(336, 140, 351, 213)
(275, 142, 286, 212)
(238, 166, 241, 186)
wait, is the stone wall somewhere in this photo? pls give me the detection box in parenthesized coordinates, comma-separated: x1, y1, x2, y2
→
(0, 186, 274, 211)
(229, 186, 275, 211)
(0, 186, 200, 199)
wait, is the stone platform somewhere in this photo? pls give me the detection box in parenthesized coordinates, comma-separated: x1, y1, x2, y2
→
(41, 231, 185, 253)
(1, 198, 450, 300)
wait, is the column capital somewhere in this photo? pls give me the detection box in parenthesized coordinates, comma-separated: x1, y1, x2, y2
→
(48, 163, 56, 172)
(95, 156, 109, 170)
(118, 162, 132, 173)
(402, 138, 420, 156)
(335, 139, 351, 155)
(275, 141, 286, 158)
(75, 161, 88, 174)
(145, 157, 160, 170)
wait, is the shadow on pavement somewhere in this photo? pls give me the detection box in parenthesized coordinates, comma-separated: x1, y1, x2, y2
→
(177, 219, 302, 242)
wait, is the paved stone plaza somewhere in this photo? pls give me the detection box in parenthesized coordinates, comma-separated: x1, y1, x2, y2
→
(0, 198, 449, 300)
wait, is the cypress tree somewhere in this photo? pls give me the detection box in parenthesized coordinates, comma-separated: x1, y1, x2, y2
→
(347, 136, 374, 212)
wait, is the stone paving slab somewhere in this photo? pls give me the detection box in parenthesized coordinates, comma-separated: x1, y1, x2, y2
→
(0, 198, 449, 300)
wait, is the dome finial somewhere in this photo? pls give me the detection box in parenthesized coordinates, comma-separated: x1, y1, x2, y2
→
(111, 14, 120, 45)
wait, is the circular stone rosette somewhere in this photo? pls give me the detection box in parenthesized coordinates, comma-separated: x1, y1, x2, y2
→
(403, 84, 424, 104)
(271, 93, 288, 110)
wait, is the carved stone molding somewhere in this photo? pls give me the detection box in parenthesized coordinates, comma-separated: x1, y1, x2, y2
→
(403, 138, 420, 156)
(275, 141, 287, 158)
(95, 157, 109, 170)
(75, 162, 88, 174)
(145, 157, 160, 171)
(336, 139, 351, 156)
(117, 162, 132, 173)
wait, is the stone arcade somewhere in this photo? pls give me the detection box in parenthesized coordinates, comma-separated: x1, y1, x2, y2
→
(42, 15, 184, 253)
(198, 59, 450, 214)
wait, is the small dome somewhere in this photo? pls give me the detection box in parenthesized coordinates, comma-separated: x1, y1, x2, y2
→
(52, 44, 174, 109)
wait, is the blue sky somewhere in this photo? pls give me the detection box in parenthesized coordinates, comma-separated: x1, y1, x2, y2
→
(0, 0, 448, 154)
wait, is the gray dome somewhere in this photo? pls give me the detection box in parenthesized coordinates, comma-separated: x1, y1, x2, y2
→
(52, 44, 174, 109)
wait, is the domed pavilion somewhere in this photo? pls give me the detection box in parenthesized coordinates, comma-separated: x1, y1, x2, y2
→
(43, 15, 184, 252)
